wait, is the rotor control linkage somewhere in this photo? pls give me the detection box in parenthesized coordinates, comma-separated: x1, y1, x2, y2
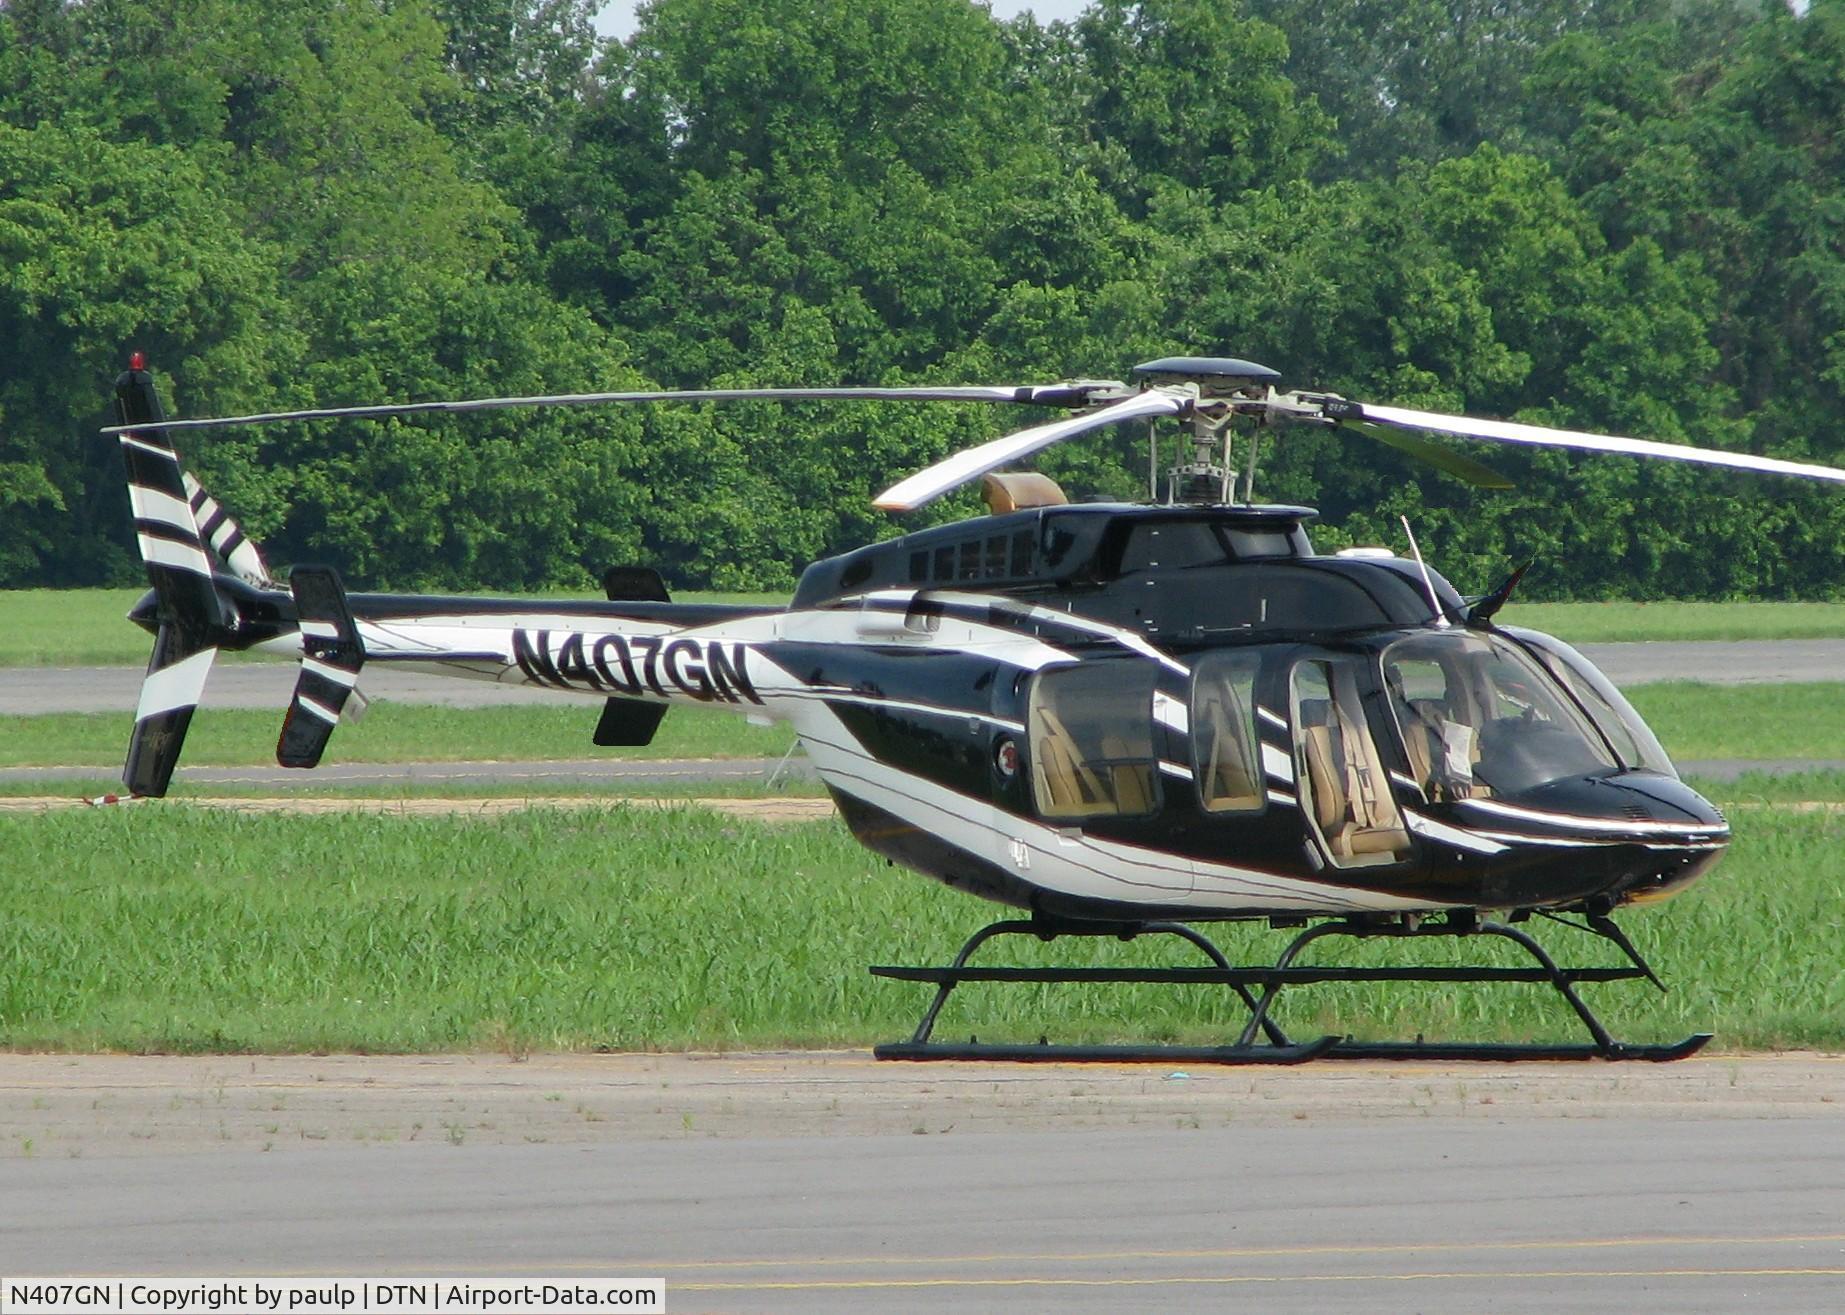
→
(872, 912, 1711, 1065)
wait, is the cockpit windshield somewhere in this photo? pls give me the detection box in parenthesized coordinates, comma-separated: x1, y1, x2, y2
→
(1499, 628, 1678, 779)
(1383, 631, 1617, 800)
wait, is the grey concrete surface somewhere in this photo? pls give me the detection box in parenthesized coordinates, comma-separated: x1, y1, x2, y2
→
(1582, 639, 1845, 686)
(5, 638, 1844, 717)
(3, 1099, 1842, 1312)
(1, 1054, 1842, 1315)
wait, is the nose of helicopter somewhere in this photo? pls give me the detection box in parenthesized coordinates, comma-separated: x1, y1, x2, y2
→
(1510, 770, 1731, 905)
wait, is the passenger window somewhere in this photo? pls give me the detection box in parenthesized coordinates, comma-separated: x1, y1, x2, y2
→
(1190, 651, 1263, 814)
(1293, 660, 1410, 868)
(1028, 664, 1161, 821)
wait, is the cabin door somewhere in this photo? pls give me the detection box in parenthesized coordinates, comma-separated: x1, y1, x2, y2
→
(1289, 658, 1412, 870)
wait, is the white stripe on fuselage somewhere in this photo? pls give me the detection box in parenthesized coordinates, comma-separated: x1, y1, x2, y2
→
(1457, 796, 1727, 839)
(255, 599, 1087, 714)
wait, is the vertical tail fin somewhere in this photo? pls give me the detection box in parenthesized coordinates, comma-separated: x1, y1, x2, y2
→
(278, 565, 367, 769)
(116, 354, 233, 797)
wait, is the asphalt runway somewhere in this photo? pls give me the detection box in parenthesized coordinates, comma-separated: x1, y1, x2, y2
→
(5, 637, 1844, 717)
(2, 1054, 1842, 1313)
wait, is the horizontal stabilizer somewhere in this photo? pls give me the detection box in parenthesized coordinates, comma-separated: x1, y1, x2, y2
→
(604, 565, 670, 602)
(278, 566, 366, 769)
(593, 698, 668, 747)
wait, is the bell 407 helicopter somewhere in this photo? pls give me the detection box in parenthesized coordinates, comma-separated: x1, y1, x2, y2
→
(106, 354, 1845, 1064)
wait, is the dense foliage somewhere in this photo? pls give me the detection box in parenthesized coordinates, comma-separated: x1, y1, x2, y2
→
(2, 0, 1842, 597)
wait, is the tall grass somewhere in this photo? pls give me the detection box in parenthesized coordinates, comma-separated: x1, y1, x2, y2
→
(0, 804, 1836, 1053)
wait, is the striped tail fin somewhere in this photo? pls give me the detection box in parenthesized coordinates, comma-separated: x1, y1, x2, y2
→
(116, 354, 234, 797)
(278, 565, 366, 769)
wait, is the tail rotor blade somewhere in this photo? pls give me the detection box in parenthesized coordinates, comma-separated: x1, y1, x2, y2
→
(184, 472, 273, 586)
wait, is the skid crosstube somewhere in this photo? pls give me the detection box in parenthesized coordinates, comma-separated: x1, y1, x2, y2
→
(870, 913, 1711, 1065)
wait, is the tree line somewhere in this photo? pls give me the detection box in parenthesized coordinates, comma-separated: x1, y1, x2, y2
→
(2, 0, 1842, 598)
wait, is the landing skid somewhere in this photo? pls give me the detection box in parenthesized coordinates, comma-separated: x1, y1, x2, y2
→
(870, 912, 1711, 1064)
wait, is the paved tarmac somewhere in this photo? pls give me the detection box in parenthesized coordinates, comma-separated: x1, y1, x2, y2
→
(2, 1054, 1842, 1313)
(4, 638, 1844, 717)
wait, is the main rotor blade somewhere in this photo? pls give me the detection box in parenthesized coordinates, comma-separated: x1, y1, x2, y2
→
(873, 388, 1189, 513)
(1340, 420, 1515, 489)
(99, 382, 1127, 437)
(1338, 400, 1845, 486)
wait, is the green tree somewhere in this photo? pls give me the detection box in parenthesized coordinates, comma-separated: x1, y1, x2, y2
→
(1072, 0, 1332, 213)
(0, 122, 286, 585)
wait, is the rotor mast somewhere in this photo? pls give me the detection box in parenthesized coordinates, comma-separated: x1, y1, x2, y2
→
(1129, 357, 1281, 506)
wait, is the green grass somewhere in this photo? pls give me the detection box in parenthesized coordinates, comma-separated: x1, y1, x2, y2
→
(1693, 770, 1845, 805)
(0, 590, 153, 667)
(0, 588, 785, 667)
(1624, 683, 1845, 761)
(0, 701, 797, 768)
(10, 590, 1845, 668)
(0, 803, 1838, 1053)
(1497, 600, 1845, 643)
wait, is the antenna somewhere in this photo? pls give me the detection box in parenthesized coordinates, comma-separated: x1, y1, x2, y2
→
(1399, 514, 1450, 628)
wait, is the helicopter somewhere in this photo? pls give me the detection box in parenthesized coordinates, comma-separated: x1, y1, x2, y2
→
(104, 353, 1845, 1063)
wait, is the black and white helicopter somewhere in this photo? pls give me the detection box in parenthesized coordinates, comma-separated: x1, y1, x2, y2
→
(106, 353, 1845, 1063)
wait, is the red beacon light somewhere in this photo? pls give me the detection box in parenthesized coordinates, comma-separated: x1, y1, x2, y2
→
(129, 351, 146, 371)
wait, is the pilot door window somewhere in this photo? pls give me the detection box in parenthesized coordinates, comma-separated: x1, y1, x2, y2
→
(1291, 660, 1410, 868)
(1027, 665, 1161, 821)
(1189, 651, 1263, 814)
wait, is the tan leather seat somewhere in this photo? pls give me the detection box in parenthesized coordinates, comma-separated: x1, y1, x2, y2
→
(1033, 705, 1111, 817)
(1299, 694, 1409, 864)
(1100, 733, 1154, 814)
